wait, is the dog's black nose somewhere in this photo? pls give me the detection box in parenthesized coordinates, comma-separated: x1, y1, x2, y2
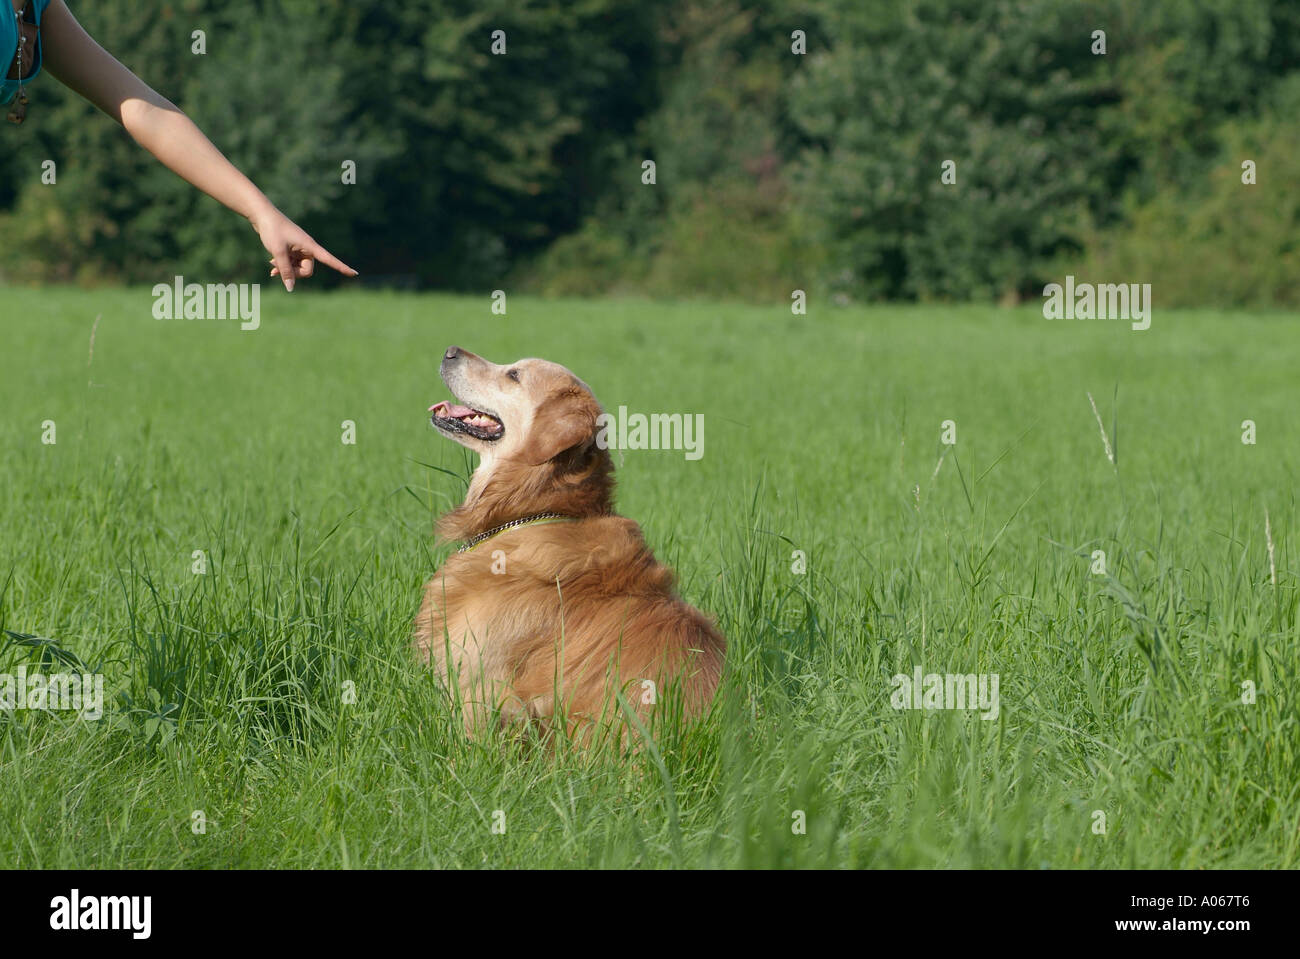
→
(445, 345, 461, 361)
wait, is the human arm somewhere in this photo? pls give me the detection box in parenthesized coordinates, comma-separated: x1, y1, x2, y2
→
(38, 0, 356, 289)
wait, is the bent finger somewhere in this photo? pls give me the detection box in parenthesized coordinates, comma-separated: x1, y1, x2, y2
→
(273, 248, 295, 291)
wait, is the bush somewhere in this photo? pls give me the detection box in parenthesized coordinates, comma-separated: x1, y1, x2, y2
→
(1072, 75, 1300, 308)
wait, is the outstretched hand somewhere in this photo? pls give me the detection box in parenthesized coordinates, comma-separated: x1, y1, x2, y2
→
(251, 207, 358, 291)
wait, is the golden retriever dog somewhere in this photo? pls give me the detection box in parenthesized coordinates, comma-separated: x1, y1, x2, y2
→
(414, 346, 725, 739)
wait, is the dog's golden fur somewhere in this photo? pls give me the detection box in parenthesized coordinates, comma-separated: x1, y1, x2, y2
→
(414, 347, 725, 737)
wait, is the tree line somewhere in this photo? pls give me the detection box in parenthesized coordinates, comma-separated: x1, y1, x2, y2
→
(2, 0, 1296, 306)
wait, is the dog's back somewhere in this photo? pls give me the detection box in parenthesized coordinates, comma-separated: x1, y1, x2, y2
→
(415, 515, 725, 735)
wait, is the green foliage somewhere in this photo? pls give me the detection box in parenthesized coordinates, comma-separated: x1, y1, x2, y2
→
(1074, 76, 1300, 307)
(2, 0, 1300, 302)
(522, 0, 820, 300)
(333, 0, 666, 287)
(787, 0, 1300, 302)
(790, 0, 1109, 301)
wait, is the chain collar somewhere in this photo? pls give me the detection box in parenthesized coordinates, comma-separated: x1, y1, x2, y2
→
(456, 512, 576, 554)
(7, 2, 34, 125)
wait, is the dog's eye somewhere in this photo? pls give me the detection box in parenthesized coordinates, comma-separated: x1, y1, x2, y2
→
(506, 369, 521, 382)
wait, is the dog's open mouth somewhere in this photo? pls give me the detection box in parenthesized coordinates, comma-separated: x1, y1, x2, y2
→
(429, 401, 505, 441)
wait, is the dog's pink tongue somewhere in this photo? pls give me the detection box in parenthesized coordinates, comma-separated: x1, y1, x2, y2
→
(429, 402, 475, 417)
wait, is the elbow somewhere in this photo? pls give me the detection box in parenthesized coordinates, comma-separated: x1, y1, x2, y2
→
(119, 95, 181, 136)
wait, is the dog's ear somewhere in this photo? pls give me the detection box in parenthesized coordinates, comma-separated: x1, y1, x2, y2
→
(521, 388, 599, 466)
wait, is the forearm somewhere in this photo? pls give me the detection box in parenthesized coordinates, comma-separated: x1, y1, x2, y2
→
(40, 0, 274, 223)
(120, 99, 275, 223)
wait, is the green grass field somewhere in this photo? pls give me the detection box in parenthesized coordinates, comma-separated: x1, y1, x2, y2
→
(1, 286, 1297, 868)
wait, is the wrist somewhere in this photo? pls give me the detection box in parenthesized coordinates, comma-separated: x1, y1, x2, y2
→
(245, 197, 279, 229)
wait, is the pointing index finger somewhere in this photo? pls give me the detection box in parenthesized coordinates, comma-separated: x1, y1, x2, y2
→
(309, 241, 359, 277)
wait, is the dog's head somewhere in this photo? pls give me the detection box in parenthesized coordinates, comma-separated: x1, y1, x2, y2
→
(430, 346, 613, 538)
(430, 346, 602, 464)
